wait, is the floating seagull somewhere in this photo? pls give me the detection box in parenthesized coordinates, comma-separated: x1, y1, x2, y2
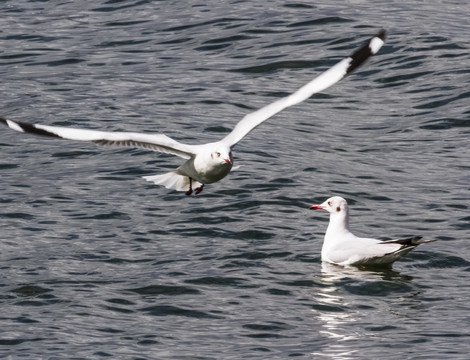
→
(1, 30, 386, 195)
(310, 196, 435, 266)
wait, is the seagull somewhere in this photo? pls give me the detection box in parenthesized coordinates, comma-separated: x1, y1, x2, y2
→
(1, 30, 386, 195)
(310, 196, 435, 266)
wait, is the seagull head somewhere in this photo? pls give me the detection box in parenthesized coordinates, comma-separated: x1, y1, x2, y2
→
(311, 196, 349, 215)
(209, 145, 232, 166)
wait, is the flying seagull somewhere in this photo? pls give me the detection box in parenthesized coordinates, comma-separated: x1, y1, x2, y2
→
(310, 196, 435, 266)
(1, 30, 386, 195)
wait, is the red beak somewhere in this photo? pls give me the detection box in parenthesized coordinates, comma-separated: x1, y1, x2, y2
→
(224, 158, 232, 164)
(310, 205, 324, 210)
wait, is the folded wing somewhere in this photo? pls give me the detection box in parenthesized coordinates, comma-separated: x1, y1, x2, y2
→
(381, 236, 436, 249)
(0, 117, 195, 159)
(222, 29, 386, 147)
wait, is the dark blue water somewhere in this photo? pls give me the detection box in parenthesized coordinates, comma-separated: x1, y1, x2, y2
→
(1, 1, 470, 359)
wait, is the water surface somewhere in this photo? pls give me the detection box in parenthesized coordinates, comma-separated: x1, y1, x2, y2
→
(1, 1, 470, 359)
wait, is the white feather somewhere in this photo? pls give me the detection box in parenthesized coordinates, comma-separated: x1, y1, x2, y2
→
(35, 124, 195, 159)
(311, 196, 432, 266)
(0, 30, 386, 194)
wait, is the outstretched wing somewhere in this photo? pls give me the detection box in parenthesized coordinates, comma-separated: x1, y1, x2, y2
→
(0, 117, 195, 159)
(221, 29, 386, 147)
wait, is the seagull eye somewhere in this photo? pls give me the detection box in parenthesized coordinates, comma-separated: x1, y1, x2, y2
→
(328, 201, 332, 206)
(216, 152, 221, 157)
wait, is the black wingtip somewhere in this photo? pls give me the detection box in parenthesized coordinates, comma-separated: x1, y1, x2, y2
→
(346, 29, 386, 75)
(376, 29, 387, 41)
(399, 236, 423, 245)
(0, 116, 61, 138)
(384, 236, 429, 248)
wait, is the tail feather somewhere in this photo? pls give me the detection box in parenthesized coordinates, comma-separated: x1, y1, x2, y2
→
(143, 172, 202, 192)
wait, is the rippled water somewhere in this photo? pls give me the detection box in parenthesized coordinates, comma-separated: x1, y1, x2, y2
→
(1, 1, 470, 359)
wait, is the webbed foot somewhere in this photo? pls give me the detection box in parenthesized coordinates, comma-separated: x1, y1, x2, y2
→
(195, 184, 204, 195)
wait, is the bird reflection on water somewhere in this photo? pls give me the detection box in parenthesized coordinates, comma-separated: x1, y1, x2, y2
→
(311, 262, 415, 359)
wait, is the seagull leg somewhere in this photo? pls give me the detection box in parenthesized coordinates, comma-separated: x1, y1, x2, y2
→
(195, 184, 204, 195)
(185, 178, 193, 196)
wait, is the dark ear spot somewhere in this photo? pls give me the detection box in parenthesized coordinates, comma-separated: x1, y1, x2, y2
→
(336, 206, 341, 212)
